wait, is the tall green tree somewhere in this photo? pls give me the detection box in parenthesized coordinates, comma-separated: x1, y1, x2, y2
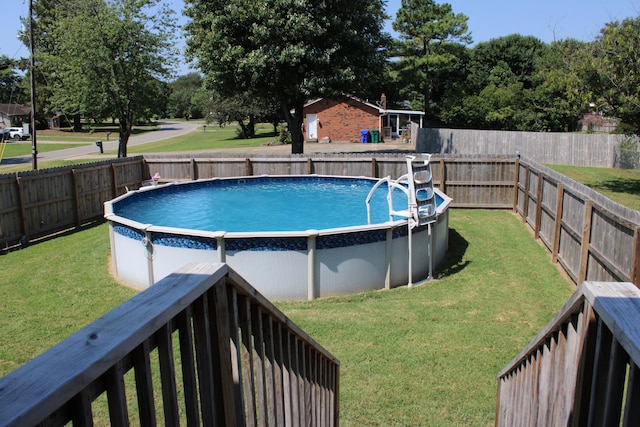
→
(168, 72, 204, 119)
(392, 0, 471, 118)
(0, 56, 26, 105)
(184, 0, 389, 154)
(43, 0, 177, 156)
(591, 17, 640, 133)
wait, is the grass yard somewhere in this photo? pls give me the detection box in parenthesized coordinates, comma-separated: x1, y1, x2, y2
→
(0, 210, 572, 426)
(125, 122, 281, 154)
(0, 141, 92, 158)
(547, 164, 640, 211)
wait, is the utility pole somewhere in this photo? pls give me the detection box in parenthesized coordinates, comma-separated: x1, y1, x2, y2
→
(29, 0, 37, 170)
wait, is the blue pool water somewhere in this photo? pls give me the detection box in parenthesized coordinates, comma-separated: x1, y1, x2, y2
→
(114, 176, 438, 233)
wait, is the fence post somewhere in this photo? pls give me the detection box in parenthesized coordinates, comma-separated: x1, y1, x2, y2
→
(439, 158, 446, 193)
(191, 158, 198, 180)
(578, 200, 594, 283)
(534, 173, 544, 239)
(552, 183, 564, 263)
(632, 227, 640, 288)
(522, 165, 531, 223)
(307, 158, 314, 175)
(371, 157, 378, 178)
(512, 158, 520, 213)
(111, 163, 118, 198)
(245, 158, 252, 176)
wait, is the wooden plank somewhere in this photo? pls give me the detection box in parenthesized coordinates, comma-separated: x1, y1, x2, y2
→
(132, 340, 157, 427)
(512, 158, 519, 213)
(534, 173, 543, 239)
(623, 363, 640, 427)
(157, 323, 179, 426)
(578, 200, 594, 284)
(176, 308, 200, 427)
(225, 284, 246, 424)
(70, 389, 94, 427)
(439, 158, 446, 194)
(192, 292, 217, 426)
(272, 322, 285, 425)
(552, 183, 564, 263)
(601, 339, 627, 426)
(190, 158, 197, 180)
(588, 244, 629, 282)
(16, 177, 28, 240)
(239, 296, 258, 426)
(632, 227, 640, 288)
(210, 281, 239, 426)
(251, 305, 267, 427)
(522, 166, 531, 224)
(264, 315, 277, 426)
(105, 361, 129, 427)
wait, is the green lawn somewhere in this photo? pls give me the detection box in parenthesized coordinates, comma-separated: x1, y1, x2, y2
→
(0, 210, 572, 426)
(547, 164, 640, 211)
(0, 141, 92, 158)
(125, 122, 281, 154)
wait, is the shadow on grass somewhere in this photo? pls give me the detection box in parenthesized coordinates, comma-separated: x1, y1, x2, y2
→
(435, 228, 470, 278)
(596, 178, 640, 195)
(0, 219, 106, 255)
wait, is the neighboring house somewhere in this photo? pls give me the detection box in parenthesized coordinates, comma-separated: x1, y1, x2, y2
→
(0, 104, 31, 129)
(302, 94, 424, 143)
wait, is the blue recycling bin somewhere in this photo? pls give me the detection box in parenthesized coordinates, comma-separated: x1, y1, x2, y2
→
(360, 129, 370, 143)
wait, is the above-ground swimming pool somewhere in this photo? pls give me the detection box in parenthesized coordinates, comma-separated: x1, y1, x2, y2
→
(105, 175, 452, 300)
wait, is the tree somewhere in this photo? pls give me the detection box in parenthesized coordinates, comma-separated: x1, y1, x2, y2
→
(591, 17, 640, 133)
(185, 0, 389, 154)
(42, 0, 178, 156)
(392, 0, 471, 117)
(0, 56, 26, 104)
(168, 72, 204, 119)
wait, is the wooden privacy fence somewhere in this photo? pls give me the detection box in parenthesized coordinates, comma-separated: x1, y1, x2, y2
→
(0, 263, 339, 427)
(144, 153, 517, 209)
(515, 157, 640, 287)
(0, 157, 146, 249)
(417, 127, 634, 167)
(496, 281, 640, 426)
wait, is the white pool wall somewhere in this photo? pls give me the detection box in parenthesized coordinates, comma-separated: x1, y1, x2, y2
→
(105, 176, 452, 300)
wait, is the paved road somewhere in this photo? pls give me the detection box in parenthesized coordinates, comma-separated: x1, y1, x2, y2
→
(0, 121, 200, 168)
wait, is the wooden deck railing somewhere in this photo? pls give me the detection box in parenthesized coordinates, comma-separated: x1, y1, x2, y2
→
(496, 281, 640, 426)
(0, 263, 339, 427)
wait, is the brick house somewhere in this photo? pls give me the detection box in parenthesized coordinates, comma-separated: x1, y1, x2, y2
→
(302, 94, 424, 143)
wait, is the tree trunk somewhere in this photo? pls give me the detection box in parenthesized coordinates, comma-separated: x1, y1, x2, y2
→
(284, 102, 304, 154)
(117, 117, 131, 158)
(423, 66, 431, 121)
(73, 114, 82, 132)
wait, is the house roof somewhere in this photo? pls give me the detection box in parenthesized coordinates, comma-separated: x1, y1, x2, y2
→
(0, 104, 31, 116)
(303, 96, 424, 116)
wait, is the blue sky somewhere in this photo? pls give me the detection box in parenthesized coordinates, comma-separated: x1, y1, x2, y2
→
(1, 0, 639, 76)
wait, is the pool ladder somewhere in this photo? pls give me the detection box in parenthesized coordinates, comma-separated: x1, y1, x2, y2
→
(365, 153, 437, 286)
